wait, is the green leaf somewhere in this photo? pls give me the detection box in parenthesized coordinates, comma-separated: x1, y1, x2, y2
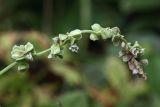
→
(57, 91, 89, 107)
(51, 62, 81, 85)
(104, 57, 129, 90)
(18, 62, 29, 72)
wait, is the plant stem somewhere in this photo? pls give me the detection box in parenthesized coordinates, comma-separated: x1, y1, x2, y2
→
(36, 48, 50, 56)
(81, 30, 98, 35)
(121, 37, 128, 44)
(0, 62, 17, 75)
(34, 30, 96, 56)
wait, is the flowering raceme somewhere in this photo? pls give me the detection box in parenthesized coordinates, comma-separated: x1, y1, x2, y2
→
(0, 23, 148, 79)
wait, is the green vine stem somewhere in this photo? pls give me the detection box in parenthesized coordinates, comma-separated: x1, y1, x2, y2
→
(0, 62, 17, 75)
(0, 23, 148, 79)
(36, 48, 51, 56)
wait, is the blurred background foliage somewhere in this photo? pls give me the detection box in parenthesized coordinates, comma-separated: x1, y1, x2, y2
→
(0, 0, 160, 107)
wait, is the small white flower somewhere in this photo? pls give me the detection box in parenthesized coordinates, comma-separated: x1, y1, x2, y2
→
(130, 48, 139, 57)
(128, 61, 135, 70)
(25, 53, 33, 61)
(132, 69, 139, 74)
(69, 44, 79, 53)
(48, 54, 53, 59)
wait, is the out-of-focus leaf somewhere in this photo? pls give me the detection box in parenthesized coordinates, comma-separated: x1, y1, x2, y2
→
(120, 0, 160, 12)
(55, 91, 89, 107)
(50, 62, 81, 85)
(20, 94, 32, 107)
(0, 73, 31, 106)
(147, 55, 160, 95)
(104, 56, 148, 107)
(104, 56, 129, 90)
(33, 85, 55, 107)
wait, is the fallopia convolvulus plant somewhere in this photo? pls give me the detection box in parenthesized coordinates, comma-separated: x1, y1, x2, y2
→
(0, 24, 148, 79)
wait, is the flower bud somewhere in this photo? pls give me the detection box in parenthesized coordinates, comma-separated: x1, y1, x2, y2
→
(111, 27, 120, 35)
(69, 29, 82, 37)
(122, 55, 132, 62)
(112, 35, 121, 46)
(130, 48, 139, 57)
(52, 37, 60, 43)
(128, 61, 135, 70)
(140, 59, 148, 65)
(132, 69, 139, 74)
(59, 34, 68, 41)
(90, 34, 99, 41)
(121, 42, 125, 48)
(118, 50, 125, 57)
(91, 24, 102, 31)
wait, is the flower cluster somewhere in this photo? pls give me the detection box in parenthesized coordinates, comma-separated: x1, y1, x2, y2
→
(11, 42, 34, 61)
(11, 42, 35, 72)
(118, 41, 148, 79)
(89, 24, 121, 41)
(48, 29, 82, 58)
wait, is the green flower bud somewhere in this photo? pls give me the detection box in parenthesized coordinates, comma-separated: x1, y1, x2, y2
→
(59, 34, 68, 41)
(91, 23, 102, 31)
(52, 37, 60, 44)
(68, 29, 82, 39)
(101, 28, 112, 39)
(112, 34, 122, 46)
(121, 42, 125, 48)
(132, 41, 140, 48)
(111, 27, 120, 35)
(122, 55, 132, 62)
(140, 59, 148, 65)
(18, 62, 29, 72)
(90, 34, 99, 41)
